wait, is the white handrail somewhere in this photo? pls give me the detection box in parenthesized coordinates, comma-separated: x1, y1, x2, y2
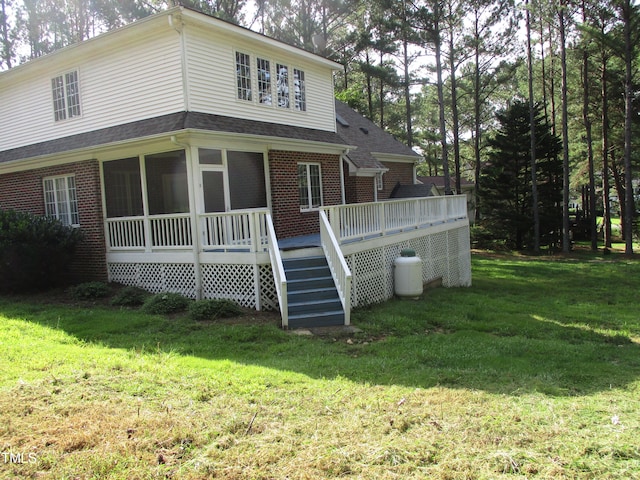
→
(201, 210, 269, 252)
(319, 210, 352, 325)
(265, 213, 288, 328)
(321, 195, 467, 244)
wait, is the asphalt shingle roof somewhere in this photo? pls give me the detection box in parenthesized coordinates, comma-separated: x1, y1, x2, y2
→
(0, 112, 347, 164)
(334, 100, 419, 170)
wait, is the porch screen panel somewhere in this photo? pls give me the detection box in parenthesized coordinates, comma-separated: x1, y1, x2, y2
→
(227, 151, 266, 210)
(202, 171, 225, 212)
(145, 150, 189, 215)
(103, 157, 143, 217)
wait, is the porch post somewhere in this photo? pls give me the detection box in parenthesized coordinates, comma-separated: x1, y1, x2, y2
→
(185, 144, 203, 300)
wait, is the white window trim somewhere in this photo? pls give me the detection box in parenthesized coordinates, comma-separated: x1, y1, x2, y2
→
(43, 174, 80, 227)
(51, 69, 82, 123)
(298, 162, 323, 211)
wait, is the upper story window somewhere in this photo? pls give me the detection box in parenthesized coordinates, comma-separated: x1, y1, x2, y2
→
(43, 175, 79, 227)
(235, 51, 306, 112)
(293, 69, 306, 111)
(235, 52, 252, 101)
(276, 63, 289, 108)
(51, 70, 81, 122)
(257, 58, 272, 105)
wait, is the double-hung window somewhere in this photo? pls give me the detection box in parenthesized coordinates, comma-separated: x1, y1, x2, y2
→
(43, 175, 79, 227)
(293, 69, 306, 111)
(298, 163, 322, 210)
(236, 52, 252, 101)
(51, 70, 81, 122)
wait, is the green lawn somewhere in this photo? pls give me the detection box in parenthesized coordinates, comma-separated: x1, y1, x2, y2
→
(1, 251, 639, 479)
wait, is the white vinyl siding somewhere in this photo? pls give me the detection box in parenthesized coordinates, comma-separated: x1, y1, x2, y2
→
(0, 15, 338, 154)
(185, 25, 336, 132)
(0, 29, 183, 152)
(43, 175, 79, 227)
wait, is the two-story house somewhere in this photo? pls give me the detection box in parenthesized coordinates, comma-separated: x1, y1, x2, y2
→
(0, 6, 471, 328)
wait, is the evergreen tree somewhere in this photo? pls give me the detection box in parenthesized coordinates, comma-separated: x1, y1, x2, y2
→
(480, 100, 562, 250)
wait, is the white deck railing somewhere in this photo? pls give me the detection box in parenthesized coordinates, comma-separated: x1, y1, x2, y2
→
(105, 210, 269, 252)
(201, 210, 268, 252)
(321, 195, 467, 243)
(151, 214, 192, 248)
(319, 211, 352, 325)
(106, 216, 146, 250)
(266, 213, 288, 327)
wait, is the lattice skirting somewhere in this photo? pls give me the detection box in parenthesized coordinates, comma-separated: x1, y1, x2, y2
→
(346, 224, 472, 308)
(108, 262, 197, 298)
(108, 262, 278, 310)
(107, 225, 471, 312)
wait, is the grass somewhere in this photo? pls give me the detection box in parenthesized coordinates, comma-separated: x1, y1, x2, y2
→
(1, 250, 639, 479)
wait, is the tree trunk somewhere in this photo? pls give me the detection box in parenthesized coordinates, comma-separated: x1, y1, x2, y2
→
(558, 0, 571, 252)
(403, 37, 413, 147)
(582, 0, 597, 251)
(434, 7, 451, 195)
(365, 50, 373, 120)
(601, 39, 612, 248)
(449, 17, 461, 193)
(1, 0, 12, 69)
(526, 0, 540, 253)
(473, 8, 481, 221)
(621, 0, 634, 255)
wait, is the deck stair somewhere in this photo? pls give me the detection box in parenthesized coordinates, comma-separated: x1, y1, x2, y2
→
(282, 255, 345, 329)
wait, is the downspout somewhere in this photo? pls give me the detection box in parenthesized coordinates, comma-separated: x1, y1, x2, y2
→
(172, 135, 202, 300)
(169, 10, 190, 112)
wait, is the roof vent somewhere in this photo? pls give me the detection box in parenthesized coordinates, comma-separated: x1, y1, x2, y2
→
(359, 127, 369, 134)
(336, 114, 350, 127)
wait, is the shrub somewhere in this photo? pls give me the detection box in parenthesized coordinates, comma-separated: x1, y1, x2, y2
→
(111, 286, 150, 307)
(69, 281, 111, 300)
(189, 298, 243, 321)
(142, 292, 190, 315)
(0, 209, 84, 293)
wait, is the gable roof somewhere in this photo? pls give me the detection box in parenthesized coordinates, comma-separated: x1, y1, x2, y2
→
(334, 100, 419, 171)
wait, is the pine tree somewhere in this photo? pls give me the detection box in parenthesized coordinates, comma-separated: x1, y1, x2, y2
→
(480, 100, 562, 250)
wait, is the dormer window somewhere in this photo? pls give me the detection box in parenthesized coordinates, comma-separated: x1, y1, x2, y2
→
(51, 70, 81, 122)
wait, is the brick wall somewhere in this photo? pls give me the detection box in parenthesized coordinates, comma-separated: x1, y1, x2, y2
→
(0, 160, 107, 282)
(344, 169, 375, 204)
(268, 150, 342, 238)
(379, 161, 415, 199)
